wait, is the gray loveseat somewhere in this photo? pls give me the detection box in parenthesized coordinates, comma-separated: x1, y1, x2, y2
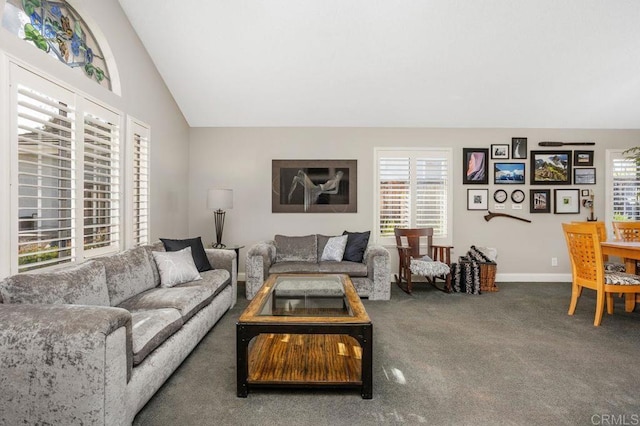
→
(0, 242, 236, 425)
(245, 233, 390, 300)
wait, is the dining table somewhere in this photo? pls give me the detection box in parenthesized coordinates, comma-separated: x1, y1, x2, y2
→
(600, 240, 640, 312)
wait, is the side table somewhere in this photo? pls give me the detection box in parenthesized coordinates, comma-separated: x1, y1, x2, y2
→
(211, 243, 244, 278)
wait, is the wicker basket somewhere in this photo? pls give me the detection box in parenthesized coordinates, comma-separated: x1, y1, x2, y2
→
(478, 262, 498, 292)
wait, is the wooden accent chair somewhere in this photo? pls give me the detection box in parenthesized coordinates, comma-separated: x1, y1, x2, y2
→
(394, 228, 453, 294)
(562, 222, 640, 326)
(612, 221, 640, 242)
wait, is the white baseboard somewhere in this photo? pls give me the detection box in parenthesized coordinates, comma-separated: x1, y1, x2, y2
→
(495, 273, 572, 282)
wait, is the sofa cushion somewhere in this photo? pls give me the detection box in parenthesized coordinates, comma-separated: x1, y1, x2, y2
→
(316, 234, 334, 260)
(342, 231, 371, 262)
(131, 308, 183, 365)
(96, 246, 157, 307)
(152, 247, 202, 287)
(160, 237, 212, 272)
(275, 234, 317, 262)
(318, 261, 368, 277)
(117, 270, 227, 321)
(270, 261, 321, 274)
(143, 242, 165, 286)
(0, 261, 109, 305)
(321, 235, 348, 261)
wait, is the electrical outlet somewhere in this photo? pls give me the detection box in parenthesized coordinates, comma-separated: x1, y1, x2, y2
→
(551, 257, 558, 267)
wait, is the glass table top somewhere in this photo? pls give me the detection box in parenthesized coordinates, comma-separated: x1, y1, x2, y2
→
(257, 275, 353, 317)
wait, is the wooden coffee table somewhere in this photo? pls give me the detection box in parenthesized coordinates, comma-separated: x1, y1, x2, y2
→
(236, 274, 373, 398)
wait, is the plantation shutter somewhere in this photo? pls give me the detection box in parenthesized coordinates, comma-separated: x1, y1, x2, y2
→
(130, 120, 150, 246)
(15, 79, 76, 271)
(83, 104, 120, 255)
(378, 157, 411, 236)
(416, 156, 449, 236)
(376, 148, 452, 243)
(610, 153, 640, 221)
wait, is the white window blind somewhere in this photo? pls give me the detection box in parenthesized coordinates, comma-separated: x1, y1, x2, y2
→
(375, 148, 452, 243)
(607, 150, 640, 223)
(10, 64, 126, 273)
(83, 105, 120, 255)
(129, 119, 150, 246)
(16, 82, 76, 272)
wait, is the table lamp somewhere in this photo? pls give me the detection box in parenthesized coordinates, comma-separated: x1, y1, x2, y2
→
(207, 188, 233, 248)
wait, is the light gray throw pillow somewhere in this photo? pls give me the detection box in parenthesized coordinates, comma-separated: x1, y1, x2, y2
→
(320, 235, 348, 261)
(152, 247, 202, 287)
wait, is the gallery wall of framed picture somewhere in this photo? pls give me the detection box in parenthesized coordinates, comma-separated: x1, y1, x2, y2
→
(463, 138, 596, 216)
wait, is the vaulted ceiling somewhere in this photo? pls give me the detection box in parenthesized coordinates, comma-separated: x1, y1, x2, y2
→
(119, 0, 640, 128)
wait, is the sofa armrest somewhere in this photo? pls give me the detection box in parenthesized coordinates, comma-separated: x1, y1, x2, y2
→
(0, 304, 132, 424)
(205, 248, 238, 307)
(245, 241, 276, 300)
(363, 245, 391, 300)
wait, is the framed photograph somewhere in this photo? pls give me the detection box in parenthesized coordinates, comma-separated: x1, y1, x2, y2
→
(573, 150, 594, 166)
(581, 189, 590, 197)
(574, 167, 596, 185)
(272, 159, 357, 213)
(530, 189, 551, 213)
(530, 150, 572, 185)
(462, 148, 489, 184)
(554, 189, 580, 214)
(491, 144, 510, 159)
(512, 137, 528, 159)
(494, 162, 525, 184)
(467, 189, 489, 210)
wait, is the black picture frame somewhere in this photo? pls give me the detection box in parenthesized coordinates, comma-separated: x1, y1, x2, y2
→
(573, 150, 594, 166)
(467, 188, 489, 210)
(574, 167, 596, 185)
(512, 137, 528, 159)
(494, 162, 525, 184)
(462, 148, 489, 184)
(554, 189, 581, 214)
(530, 189, 551, 213)
(491, 144, 510, 159)
(530, 150, 572, 185)
(271, 159, 357, 213)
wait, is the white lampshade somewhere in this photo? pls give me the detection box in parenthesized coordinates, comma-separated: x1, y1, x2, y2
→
(207, 188, 233, 210)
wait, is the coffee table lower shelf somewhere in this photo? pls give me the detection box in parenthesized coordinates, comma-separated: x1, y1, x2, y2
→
(248, 333, 362, 385)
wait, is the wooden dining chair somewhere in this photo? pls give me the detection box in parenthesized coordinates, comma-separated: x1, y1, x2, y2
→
(572, 221, 623, 271)
(562, 222, 640, 326)
(394, 228, 453, 294)
(612, 221, 640, 242)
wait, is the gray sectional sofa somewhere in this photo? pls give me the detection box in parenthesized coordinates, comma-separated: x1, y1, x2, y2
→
(0, 242, 236, 425)
(245, 233, 390, 300)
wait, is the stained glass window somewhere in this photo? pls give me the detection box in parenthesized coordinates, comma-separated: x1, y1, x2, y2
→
(2, 0, 111, 90)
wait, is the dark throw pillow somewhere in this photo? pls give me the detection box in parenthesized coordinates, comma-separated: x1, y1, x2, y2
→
(160, 236, 212, 272)
(342, 231, 371, 263)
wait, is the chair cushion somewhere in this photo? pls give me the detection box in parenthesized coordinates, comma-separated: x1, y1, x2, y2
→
(0, 261, 109, 305)
(604, 262, 626, 273)
(410, 259, 450, 277)
(605, 271, 640, 285)
(275, 234, 317, 262)
(131, 308, 183, 365)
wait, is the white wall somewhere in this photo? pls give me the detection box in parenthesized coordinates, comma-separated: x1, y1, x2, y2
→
(188, 127, 640, 281)
(0, 0, 190, 278)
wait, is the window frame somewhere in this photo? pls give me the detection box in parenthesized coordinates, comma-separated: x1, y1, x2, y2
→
(605, 149, 640, 236)
(125, 116, 150, 248)
(6, 61, 129, 274)
(374, 147, 453, 247)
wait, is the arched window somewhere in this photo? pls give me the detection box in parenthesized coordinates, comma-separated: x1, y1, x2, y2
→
(2, 0, 112, 90)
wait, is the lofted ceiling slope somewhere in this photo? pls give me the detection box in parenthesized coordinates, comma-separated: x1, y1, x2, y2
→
(119, 0, 640, 128)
